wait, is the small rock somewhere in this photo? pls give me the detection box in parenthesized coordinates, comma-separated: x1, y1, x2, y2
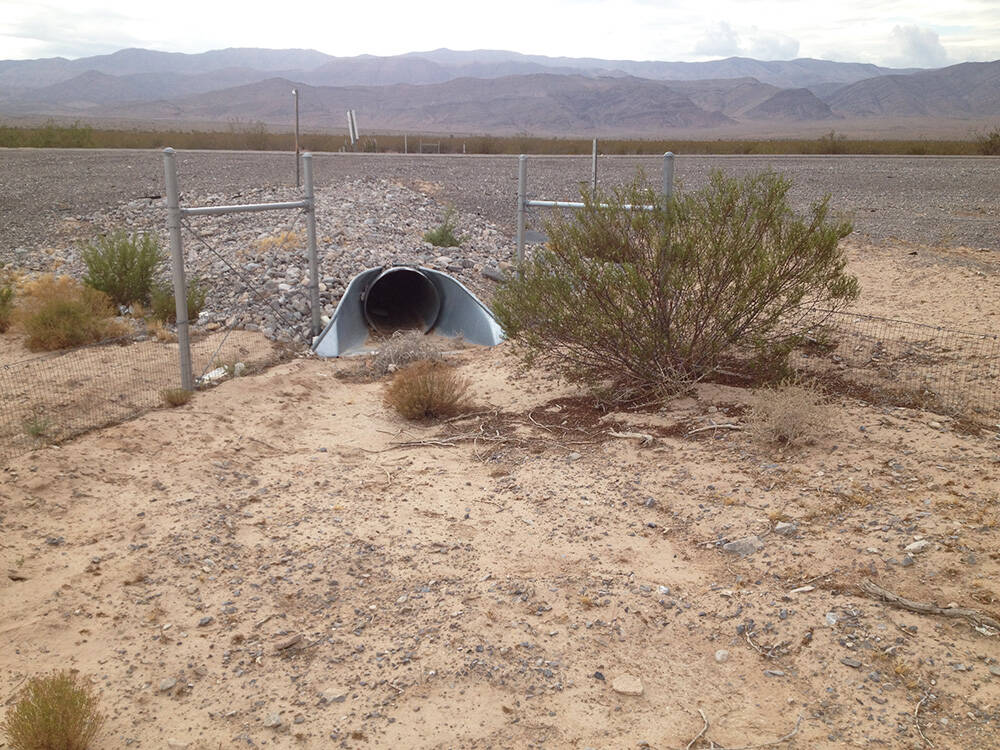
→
(714, 649, 729, 663)
(723, 535, 764, 557)
(481, 265, 505, 282)
(929, 420, 942, 429)
(158, 678, 177, 692)
(841, 657, 862, 669)
(567, 452, 582, 462)
(396, 594, 408, 604)
(901, 555, 915, 567)
(320, 689, 347, 703)
(197, 616, 214, 627)
(774, 521, 796, 536)
(905, 540, 931, 553)
(989, 666, 1000, 677)
(611, 675, 644, 696)
(593, 671, 605, 681)
(764, 669, 785, 677)
(657, 585, 670, 595)
(825, 612, 839, 626)
(166, 740, 189, 749)
(263, 713, 283, 729)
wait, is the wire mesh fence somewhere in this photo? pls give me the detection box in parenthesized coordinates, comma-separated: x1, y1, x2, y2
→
(0, 329, 291, 462)
(798, 310, 999, 422)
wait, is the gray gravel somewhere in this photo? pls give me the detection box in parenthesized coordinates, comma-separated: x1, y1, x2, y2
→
(2, 149, 997, 252)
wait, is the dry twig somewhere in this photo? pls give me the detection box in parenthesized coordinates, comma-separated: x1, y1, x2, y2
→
(609, 430, 655, 445)
(685, 709, 709, 749)
(914, 692, 933, 747)
(688, 422, 743, 435)
(860, 579, 1000, 632)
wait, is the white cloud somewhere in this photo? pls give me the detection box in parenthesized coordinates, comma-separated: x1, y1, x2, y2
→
(887, 25, 949, 68)
(694, 22, 741, 57)
(748, 33, 800, 60)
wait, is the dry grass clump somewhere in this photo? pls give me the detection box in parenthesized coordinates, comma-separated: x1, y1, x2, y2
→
(384, 360, 474, 420)
(16, 275, 128, 351)
(0, 274, 15, 333)
(255, 230, 303, 252)
(1, 670, 105, 750)
(372, 330, 442, 375)
(161, 388, 193, 407)
(747, 381, 831, 447)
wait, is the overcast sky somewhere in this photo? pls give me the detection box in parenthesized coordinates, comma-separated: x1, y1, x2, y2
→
(2, 0, 997, 68)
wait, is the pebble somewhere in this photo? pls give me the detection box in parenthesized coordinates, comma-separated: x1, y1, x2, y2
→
(841, 657, 862, 668)
(197, 616, 214, 627)
(611, 675, 644, 696)
(166, 740, 189, 749)
(723, 535, 764, 557)
(320, 688, 347, 703)
(263, 713, 283, 728)
(774, 521, 796, 535)
(905, 540, 931, 553)
(764, 669, 785, 677)
(714, 649, 729, 663)
(989, 666, 1000, 677)
(158, 677, 177, 692)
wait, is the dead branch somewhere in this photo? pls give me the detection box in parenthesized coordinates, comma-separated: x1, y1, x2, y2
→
(860, 579, 1000, 631)
(723, 714, 803, 749)
(688, 422, 743, 435)
(744, 627, 790, 659)
(685, 709, 709, 750)
(914, 692, 933, 747)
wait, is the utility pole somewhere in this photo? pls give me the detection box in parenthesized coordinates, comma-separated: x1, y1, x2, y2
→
(292, 88, 300, 187)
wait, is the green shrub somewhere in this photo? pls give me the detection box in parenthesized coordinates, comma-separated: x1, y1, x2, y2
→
(17, 275, 127, 351)
(384, 360, 474, 420)
(150, 277, 207, 324)
(1, 670, 105, 750)
(81, 230, 163, 308)
(493, 171, 859, 400)
(423, 208, 463, 247)
(975, 126, 1000, 156)
(0, 269, 15, 333)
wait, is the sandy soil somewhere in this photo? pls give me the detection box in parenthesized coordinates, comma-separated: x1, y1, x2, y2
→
(2, 240, 999, 750)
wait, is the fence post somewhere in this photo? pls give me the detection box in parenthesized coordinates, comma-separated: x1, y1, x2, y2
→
(162, 148, 193, 391)
(516, 154, 527, 272)
(303, 152, 321, 339)
(592, 138, 598, 193)
(662, 151, 675, 200)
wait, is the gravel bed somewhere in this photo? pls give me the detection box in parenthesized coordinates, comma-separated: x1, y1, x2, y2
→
(1, 149, 997, 343)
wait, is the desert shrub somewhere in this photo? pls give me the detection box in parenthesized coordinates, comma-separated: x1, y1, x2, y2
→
(81, 230, 163, 308)
(493, 171, 859, 400)
(747, 381, 830, 446)
(372, 330, 442, 375)
(17, 275, 126, 351)
(975, 126, 1000, 156)
(384, 360, 473, 420)
(150, 277, 207, 324)
(423, 208, 462, 247)
(0, 267, 15, 333)
(1, 670, 105, 750)
(161, 388, 193, 407)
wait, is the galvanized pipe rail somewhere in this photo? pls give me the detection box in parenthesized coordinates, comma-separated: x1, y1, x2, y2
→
(163, 147, 320, 391)
(515, 151, 675, 267)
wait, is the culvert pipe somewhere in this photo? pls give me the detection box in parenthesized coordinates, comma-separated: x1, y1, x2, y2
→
(363, 266, 442, 334)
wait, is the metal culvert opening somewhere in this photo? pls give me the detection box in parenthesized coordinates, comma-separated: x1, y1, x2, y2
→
(363, 267, 442, 334)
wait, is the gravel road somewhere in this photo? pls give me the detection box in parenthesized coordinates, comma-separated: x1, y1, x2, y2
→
(2, 149, 998, 252)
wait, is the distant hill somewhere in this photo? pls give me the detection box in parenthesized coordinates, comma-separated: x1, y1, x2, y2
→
(1, 46, 996, 137)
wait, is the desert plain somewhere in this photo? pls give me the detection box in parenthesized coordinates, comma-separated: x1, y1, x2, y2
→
(1, 149, 999, 749)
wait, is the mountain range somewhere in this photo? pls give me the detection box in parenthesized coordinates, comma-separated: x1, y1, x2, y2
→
(1, 47, 997, 137)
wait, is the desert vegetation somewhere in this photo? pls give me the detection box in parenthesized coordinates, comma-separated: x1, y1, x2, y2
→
(15, 274, 127, 351)
(80, 230, 163, 308)
(494, 171, 858, 400)
(384, 359, 474, 419)
(0, 121, 989, 155)
(1, 670, 105, 750)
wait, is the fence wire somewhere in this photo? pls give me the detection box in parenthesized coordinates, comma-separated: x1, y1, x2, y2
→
(799, 310, 999, 421)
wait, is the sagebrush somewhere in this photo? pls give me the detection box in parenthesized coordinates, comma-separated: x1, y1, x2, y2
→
(494, 171, 859, 400)
(1, 670, 105, 750)
(81, 230, 163, 308)
(384, 360, 474, 419)
(747, 381, 831, 446)
(150, 277, 207, 324)
(0, 267, 15, 333)
(17, 275, 127, 351)
(161, 388, 193, 407)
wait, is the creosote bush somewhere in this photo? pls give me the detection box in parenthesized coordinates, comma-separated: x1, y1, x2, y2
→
(17, 275, 127, 351)
(494, 171, 859, 400)
(384, 360, 474, 420)
(423, 207, 463, 247)
(747, 381, 831, 447)
(2, 670, 105, 750)
(150, 278, 207, 325)
(81, 230, 163, 308)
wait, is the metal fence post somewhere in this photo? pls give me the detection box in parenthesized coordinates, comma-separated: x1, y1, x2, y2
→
(662, 151, 675, 200)
(592, 138, 598, 193)
(303, 152, 321, 339)
(162, 148, 193, 391)
(516, 154, 527, 271)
